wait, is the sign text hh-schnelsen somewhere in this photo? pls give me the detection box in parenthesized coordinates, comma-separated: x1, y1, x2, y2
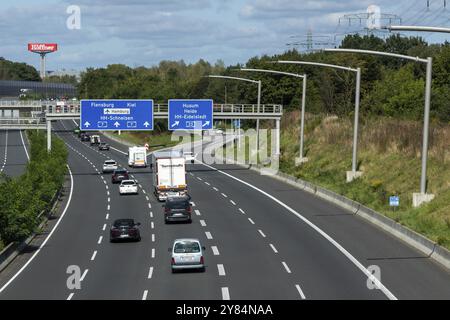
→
(169, 99, 213, 130)
(80, 99, 153, 131)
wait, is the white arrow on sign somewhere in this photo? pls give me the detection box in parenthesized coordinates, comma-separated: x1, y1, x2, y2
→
(84, 121, 90, 127)
(143, 121, 150, 128)
(202, 121, 210, 128)
(171, 121, 180, 128)
(114, 121, 120, 128)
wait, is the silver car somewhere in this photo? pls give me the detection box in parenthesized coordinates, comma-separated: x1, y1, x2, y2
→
(169, 239, 206, 273)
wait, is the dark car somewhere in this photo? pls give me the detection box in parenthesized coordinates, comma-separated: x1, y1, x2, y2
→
(111, 169, 129, 184)
(163, 195, 192, 224)
(80, 133, 90, 142)
(110, 219, 141, 242)
(98, 142, 110, 151)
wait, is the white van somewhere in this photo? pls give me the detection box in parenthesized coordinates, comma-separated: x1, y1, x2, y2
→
(128, 146, 147, 168)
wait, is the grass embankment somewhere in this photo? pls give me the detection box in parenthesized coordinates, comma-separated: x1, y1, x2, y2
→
(0, 131, 68, 251)
(277, 111, 450, 249)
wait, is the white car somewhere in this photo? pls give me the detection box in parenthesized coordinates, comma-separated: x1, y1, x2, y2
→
(102, 160, 118, 173)
(170, 239, 206, 273)
(119, 180, 138, 195)
(183, 151, 196, 164)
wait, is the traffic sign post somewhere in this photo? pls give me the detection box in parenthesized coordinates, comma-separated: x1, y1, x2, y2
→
(80, 99, 153, 131)
(389, 196, 400, 212)
(168, 99, 213, 131)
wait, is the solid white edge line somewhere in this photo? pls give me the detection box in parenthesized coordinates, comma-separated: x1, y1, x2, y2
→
(19, 130, 30, 161)
(196, 160, 398, 300)
(221, 287, 230, 300)
(0, 164, 74, 294)
(296, 284, 306, 300)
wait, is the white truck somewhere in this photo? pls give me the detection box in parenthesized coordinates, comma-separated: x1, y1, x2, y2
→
(90, 135, 101, 145)
(128, 146, 147, 168)
(151, 150, 187, 201)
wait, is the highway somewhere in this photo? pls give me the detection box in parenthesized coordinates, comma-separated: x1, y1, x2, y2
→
(0, 129, 29, 177)
(0, 120, 449, 300)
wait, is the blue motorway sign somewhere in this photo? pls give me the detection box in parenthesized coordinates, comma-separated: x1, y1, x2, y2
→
(80, 99, 153, 131)
(168, 99, 213, 131)
(389, 196, 400, 207)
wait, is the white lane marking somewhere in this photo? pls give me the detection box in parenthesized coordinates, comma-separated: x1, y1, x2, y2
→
(142, 290, 148, 300)
(295, 284, 306, 300)
(0, 131, 8, 172)
(80, 269, 89, 282)
(221, 287, 230, 300)
(196, 160, 399, 300)
(248, 218, 255, 225)
(195, 209, 201, 216)
(106, 213, 109, 220)
(139, 184, 143, 188)
(197, 177, 203, 181)
(151, 248, 155, 258)
(151, 222, 154, 229)
(150, 211, 153, 218)
(191, 201, 196, 207)
(98, 236, 103, 244)
(148, 203, 152, 209)
(221, 193, 228, 198)
(205, 231, 213, 239)
(148, 267, 154, 279)
(230, 200, 236, 205)
(146, 196, 149, 201)
(67, 293, 74, 300)
(282, 262, 291, 274)
(239, 208, 245, 214)
(189, 172, 194, 176)
(102, 224, 107, 231)
(107, 205, 110, 211)
(105, 185, 108, 189)
(107, 191, 110, 196)
(19, 130, 30, 161)
(213, 187, 219, 191)
(211, 246, 220, 255)
(0, 165, 74, 294)
(217, 264, 226, 276)
(152, 234, 155, 242)
(142, 189, 146, 194)
(107, 197, 110, 202)
(258, 230, 266, 238)
(91, 251, 97, 261)
(199, 220, 206, 227)
(205, 182, 210, 186)
(270, 244, 278, 253)
(103, 181, 107, 185)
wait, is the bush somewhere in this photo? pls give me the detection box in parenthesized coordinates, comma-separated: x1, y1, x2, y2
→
(0, 131, 67, 244)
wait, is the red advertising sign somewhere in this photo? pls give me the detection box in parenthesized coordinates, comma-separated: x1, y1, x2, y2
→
(28, 43, 58, 53)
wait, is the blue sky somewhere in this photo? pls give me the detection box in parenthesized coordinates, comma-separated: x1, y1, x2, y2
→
(1, 0, 449, 72)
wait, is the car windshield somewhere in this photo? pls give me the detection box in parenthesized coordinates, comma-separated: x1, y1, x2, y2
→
(174, 241, 200, 253)
(113, 219, 134, 227)
(122, 181, 135, 185)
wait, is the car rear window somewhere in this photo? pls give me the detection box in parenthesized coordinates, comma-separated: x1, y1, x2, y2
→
(113, 219, 134, 227)
(122, 181, 135, 185)
(174, 241, 200, 253)
(114, 170, 127, 174)
(105, 160, 116, 165)
(167, 199, 189, 209)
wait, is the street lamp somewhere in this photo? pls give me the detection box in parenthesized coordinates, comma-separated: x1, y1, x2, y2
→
(206, 75, 262, 154)
(324, 48, 434, 207)
(276, 60, 362, 182)
(238, 68, 308, 165)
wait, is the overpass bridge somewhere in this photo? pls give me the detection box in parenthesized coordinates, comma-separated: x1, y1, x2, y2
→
(0, 100, 283, 151)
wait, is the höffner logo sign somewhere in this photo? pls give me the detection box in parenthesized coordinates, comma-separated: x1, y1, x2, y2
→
(28, 43, 58, 52)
